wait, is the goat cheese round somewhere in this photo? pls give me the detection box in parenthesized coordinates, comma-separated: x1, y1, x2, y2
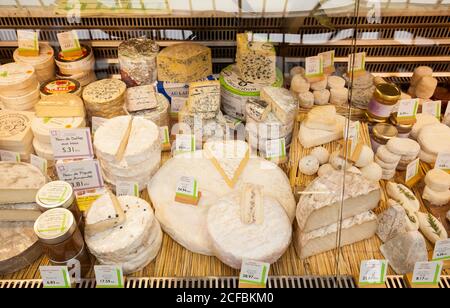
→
(299, 155, 320, 175)
(360, 162, 383, 182)
(386, 137, 420, 157)
(418, 123, 450, 155)
(410, 113, 440, 139)
(376, 145, 401, 163)
(355, 145, 374, 168)
(291, 74, 310, 94)
(311, 146, 330, 165)
(425, 168, 450, 192)
(318, 163, 335, 177)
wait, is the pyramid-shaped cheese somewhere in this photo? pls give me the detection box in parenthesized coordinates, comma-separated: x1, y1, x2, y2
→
(204, 140, 250, 188)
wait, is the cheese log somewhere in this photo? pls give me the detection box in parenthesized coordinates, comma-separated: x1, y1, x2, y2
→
(298, 115, 345, 148)
(260, 87, 298, 124)
(296, 170, 381, 232)
(35, 94, 85, 118)
(386, 182, 420, 213)
(0, 203, 41, 222)
(295, 211, 377, 259)
(0, 162, 47, 205)
(417, 212, 448, 244)
(85, 192, 126, 236)
(207, 193, 291, 269)
(157, 43, 212, 83)
(303, 105, 337, 132)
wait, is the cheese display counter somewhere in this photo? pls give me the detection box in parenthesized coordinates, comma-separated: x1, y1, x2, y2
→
(0, 0, 449, 289)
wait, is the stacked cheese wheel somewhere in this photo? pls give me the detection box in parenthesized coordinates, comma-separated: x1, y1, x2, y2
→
(94, 116, 161, 191)
(13, 43, 55, 83)
(86, 194, 162, 274)
(422, 168, 450, 207)
(417, 123, 450, 164)
(55, 45, 96, 87)
(408, 66, 438, 99)
(0, 110, 35, 161)
(385, 137, 420, 172)
(83, 79, 127, 118)
(127, 93, 170, 127)
(40, 78, 82, 97)
(0, 63, 40, 111)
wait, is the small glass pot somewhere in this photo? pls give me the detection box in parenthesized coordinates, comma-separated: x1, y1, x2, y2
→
(366, 83, 401, 121)
(370, 123, 398, 152)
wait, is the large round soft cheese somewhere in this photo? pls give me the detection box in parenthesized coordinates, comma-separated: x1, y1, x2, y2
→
(410, 113, 440, 139)
(418, 123, 450, 155)
(31, 117, 86, 144)
(206, 193, 291, 269)
(147, 149, 296, 256)
(0, 63, 36, 91)
(13, 43, 55, 70)
(0, 83, 40, 105)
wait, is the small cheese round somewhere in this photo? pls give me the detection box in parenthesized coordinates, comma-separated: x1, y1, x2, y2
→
(415, 76, 437, 99)
(310, 146, 330, 165)
(327, 76, 345, 89)
(298, 91, 314, 108)
(329, 150, 353, 170)
(381, 168, 396, 180)
(299, 155, 320, 175)
(375, 155, 398, 170)
(318, 163, 335, 177)
(360, 162, 383, 182)
(410, 66, 433, 87)
(376, 145, 401, 163)
(425, 168, 450, 192)
(386, 137, 420, 157)
(410, 113, 440, 139)
(347, 166, 362, 174)
(419, 149, 437, 164)
(418, 123, 450, 155)
(313, 89, 330, 106)
(290, 66, 305, 78)
(330, 88, 348, 106)
(291, 74, 310, 94)
(354, 145, 374, 168)
(310, 77, 328, 91)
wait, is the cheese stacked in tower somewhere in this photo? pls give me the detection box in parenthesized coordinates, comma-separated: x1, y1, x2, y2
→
(13, 43, 55, 83)
(94, 116, 161, 191)
(82, 79, 127, 119)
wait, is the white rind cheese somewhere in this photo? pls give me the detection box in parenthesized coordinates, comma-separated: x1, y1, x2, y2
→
(31, 116, 85, 144)
(260, 87, 298, 124)
(418, 123, 450, 155)
(298, 115, 345, 149)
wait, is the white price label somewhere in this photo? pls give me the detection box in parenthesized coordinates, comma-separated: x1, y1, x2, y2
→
(175, 134, 195, 154)
(126, 85, 158, 112)
(0, 150, 20, 162)
(94, 265, 124, 288)
(422, 100, 441, 119)
(17, 30, 39, 53)
(435, 153, 450, 172)
(170, 97, 187, 115)
(265, 138, 286, 160)
(91, 117, 107, 135)
(432, 239, 450, 261)
(305, 55, 323, 78)
(50, 128, 94, 160)
(57, 31, 81, 53)
(412, 261, 443, 285)
(397, 99, 419, 119)
(347, 52, 366, 73)
(56, 159, 104, 191)
(405, 158, 420, 184)
(40, 266, 71, 288)
(344, 121, 360, 154)
(358, 260, 388, 285)
(319, 50, 335, 72)
(160, 126, 170, 144)
(116, 181, 139, 197)
(175, 176, 198, 199)
(239, 260, 270, 287)
(30, 154, 48, 174)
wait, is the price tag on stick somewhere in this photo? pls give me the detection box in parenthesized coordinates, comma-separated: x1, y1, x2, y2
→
(406, 261, 443, 288)
(0, 150, 20, 162)
(239, 260, 270, 288)
(358, 260, 388, 288)
(94, 265, 124, 288)
(432, 239, 450, 270)
(40, 266, 71, 289)
(405, 158, 422, 187)
(17, 30, 39, 57)
(57, 30, 83, 58)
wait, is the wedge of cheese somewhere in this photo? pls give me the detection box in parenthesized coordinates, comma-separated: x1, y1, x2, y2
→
(85, 191, 126, 236)
(94, 116, 132, 162)
(35, 94, 85, 118)
(298, 115, 346, 149)
(0, 203, 41, 222)
(303, 105, 337, 132)
(260, 87, 298, 124)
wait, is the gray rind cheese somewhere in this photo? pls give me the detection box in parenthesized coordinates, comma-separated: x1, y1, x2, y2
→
(377, 205, 410, 243)
(296, 170, 380, 232)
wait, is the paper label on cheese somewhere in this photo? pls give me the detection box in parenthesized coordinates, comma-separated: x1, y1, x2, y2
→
(170, 97, 187, 117)
(319, 50, 335, 73)
(116, 181, 139, 197)
(358, 260, 388, 285)
(175, 134, 195, 154)
(175, 176, 198, 199)
(432, 239, 450, 261)
(94, 265, 124, 288)
(50, 128, 94, 160)
(30, 154, 48, 174)
(17, 30, 39, 56)
(305, 55, 324, 79)
(91, 117, 107, 135)
(238, 259, 270, 288)
(40, 266, 71, 289)
(421, 100, 441, 120)
(42, 79, 79, 95)
(57, 31, 82, 57)
(411, 261, 443, 285)
(265, 138, 286, 161)
(347, 52, 366, 74)
(56, 159, 104, 191)
(0, 150, 21, 162)
(405, 158, 421, 187)
(74, 187, 105, 212)
(397, 99, 419, 124)
(435, 152, 450, 173)
(126, 85, 158, 112)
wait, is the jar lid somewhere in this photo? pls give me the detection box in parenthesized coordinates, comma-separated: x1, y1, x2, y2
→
(36, 181, 74, 211)
(389, 113, 414, 130)
(34, 208, 76, 245)
(372, 123, 398, 142)
(374, 83, 401, 104)
(40, 78, 81, 96)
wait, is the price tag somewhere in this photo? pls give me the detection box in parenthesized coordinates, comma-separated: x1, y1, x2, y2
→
(435, 152, 450, 173)
(411, 261, 442, 285)
(56, 159, 104, 191)
(432, 239, 450, 261)
(238, 260, 270, 288)
(40, 266, 71, 288)
(175, 134, 195, 154)
(319, 50, 335, 74)
(304, 55, 324, 79)
(397, 99, 419, 124)
(358, 260, 388, 286)
(170, 97, 187, 117)
(175, 176, 198, 199)
(116, 181, 139, 197)
(50, 128, 94, 160)
(91, 117, 107, 135)
(30, 154, 48, 174)
(405, 158, 421, 187)
(422, 100, 441, 120)
(0, 150, 20, 162)
(265, 138, 286, 162)
(94, 265, 124, 288)
(57, 30, 82, 58)
(347, 52, 366, 74)
(126, 85, 158, 112)
(17, 30, 39, 57)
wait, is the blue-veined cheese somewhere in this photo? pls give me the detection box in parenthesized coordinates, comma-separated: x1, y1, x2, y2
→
(156, 75, 217, 102)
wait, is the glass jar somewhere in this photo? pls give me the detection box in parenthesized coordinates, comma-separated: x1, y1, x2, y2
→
(366, 83, 401, 121)
(389, 113, 413, 138)
(34, 208, 91, 278)
(370, 123, 398, 152)
(36, 181, 84, 232)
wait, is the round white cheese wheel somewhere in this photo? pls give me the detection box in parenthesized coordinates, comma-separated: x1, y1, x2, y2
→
(415, 76, 437, 99)
(291, 74, 310, 94)
(330, 87, 348, 106)
(299, 155, 319, 175)
(206, 193, 291, 269)
(298, 91, 314, 108)
(327, 76, 345, 89)
(425, 168, 450, 192)
(410, 66, 433, 87)
(376, 145, 401, 163)
(290, 66, 305, 78)
(13, 43, 55, 70)
(147, 149, 296, 256)
(246, 112, 294, 139)
(32, 138, 54, 161)
(318, 163, 335, 177)
(419, 149, 437, 164)
(374, 155, 398, 170)
(381, 168, 396, 180)
(311, 146, 330, 165)
(128, 94, 170, 127)
(313, 89, 330, 106)
(410, 113, 440, 139)
(0, 83, 40, 105)
(310, 77, 327, 91)
(31, 117, 86, 144)
(386, 137, 420, 157)
(418, 123, 450, 155)
(329, 150, 353, 170)
(0, 63, 37, 92)
(360, 162, 383, 182)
